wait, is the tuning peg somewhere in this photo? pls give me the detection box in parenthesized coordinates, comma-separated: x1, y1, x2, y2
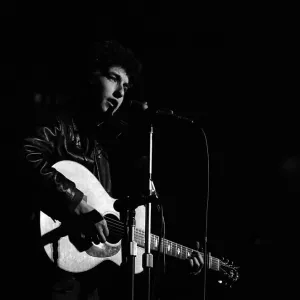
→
(218, 280, 227, 286)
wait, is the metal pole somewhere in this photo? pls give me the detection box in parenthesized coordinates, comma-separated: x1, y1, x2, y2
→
(143, 123, 154, 300)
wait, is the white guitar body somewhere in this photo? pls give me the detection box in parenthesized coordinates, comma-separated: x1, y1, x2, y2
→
(40, 160, 146, 273)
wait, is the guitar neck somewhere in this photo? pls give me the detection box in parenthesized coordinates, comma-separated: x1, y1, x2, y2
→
(134, 229, 221, 272)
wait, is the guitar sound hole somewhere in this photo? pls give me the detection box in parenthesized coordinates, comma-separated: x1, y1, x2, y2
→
(104, 214, 124, 244)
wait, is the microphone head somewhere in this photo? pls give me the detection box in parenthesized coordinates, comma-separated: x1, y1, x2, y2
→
(129, 100, 148, 111)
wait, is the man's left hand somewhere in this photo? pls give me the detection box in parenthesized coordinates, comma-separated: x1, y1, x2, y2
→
(188, 241, 204, 275)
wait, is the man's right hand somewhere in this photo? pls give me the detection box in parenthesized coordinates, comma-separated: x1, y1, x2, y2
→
(71, 195, 109, 249)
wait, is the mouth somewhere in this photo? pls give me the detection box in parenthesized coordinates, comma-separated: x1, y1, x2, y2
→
(107, 98, 118, 110)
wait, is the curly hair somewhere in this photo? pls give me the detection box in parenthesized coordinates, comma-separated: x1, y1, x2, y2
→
(88, 40, 142, 86)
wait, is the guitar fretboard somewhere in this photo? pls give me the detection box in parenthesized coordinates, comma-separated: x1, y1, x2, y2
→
(134, 228, 220, 272)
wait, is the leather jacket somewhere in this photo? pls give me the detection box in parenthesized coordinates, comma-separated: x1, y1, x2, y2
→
(23, 110, 116, 221)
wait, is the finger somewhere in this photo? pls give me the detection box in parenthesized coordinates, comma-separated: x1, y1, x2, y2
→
(192, 250, 204, 265)
(193, 257, 200, 270)
(196, 252, 204, 264)
(96, 220, 109, 236)
(189, 258, 194, 268)
(193, 257, 203, 275)
(101, 220, 109, 236)
(95, 223, 107, 243)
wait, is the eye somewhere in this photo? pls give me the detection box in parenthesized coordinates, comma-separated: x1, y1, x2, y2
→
(108, 75, 117, 82)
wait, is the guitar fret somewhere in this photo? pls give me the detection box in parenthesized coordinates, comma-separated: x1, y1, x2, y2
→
(211, 257, 220, 271)
(182, 247, 185, 259)
(183, 247, 187, 259)
(185, 247, 189, 259)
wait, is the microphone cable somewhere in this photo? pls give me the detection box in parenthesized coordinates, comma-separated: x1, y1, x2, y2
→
(200, 127, 210, 300)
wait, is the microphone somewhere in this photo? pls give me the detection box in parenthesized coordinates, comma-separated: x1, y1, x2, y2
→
(128, 100, 195, 124)
(156, 108, 195, 124)
(129, 100, 149, 111)
(113, 194, 160, 212)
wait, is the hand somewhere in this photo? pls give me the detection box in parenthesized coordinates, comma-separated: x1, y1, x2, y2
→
(69, 196, 109, 250)
(188, 241, 204, 275)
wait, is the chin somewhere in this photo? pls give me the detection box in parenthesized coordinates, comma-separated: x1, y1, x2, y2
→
(99, 104, 109, 114)
(103, 106, 115, 117)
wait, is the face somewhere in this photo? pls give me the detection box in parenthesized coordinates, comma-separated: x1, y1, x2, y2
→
(91, 66, 130, 116)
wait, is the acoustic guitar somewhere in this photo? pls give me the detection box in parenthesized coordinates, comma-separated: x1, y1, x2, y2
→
(40, 160, 239, 285)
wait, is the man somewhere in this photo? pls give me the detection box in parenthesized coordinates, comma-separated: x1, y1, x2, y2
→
(22, 40, 203, 300)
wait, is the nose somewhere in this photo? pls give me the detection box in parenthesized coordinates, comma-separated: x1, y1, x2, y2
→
(113, 84, 125, 99)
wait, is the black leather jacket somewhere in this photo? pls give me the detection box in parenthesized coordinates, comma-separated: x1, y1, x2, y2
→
(23, 110, 115, 221)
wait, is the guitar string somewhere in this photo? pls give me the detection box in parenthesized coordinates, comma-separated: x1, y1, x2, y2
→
(102, 222, 227, 272)
(105, 219, 125, 233)
(106, 217, 213, 259)
(98, 216, 205, 260)
(87, 215, 224, 267)
(80, 212, 227, 269)
(105, 216, 189, 254)
(108, 230, 220, 267)
(105, 216, 195, 254)
(104, 218, 221, 261)
(104, 216, 223, 267)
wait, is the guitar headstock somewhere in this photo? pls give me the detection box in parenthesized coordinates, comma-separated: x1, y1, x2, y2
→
(218, 257, 240, 287)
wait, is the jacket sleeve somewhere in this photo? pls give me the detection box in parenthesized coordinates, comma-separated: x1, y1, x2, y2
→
(23, 114, 84, 221)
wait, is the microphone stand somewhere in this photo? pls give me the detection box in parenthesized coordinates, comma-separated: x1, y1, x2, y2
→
(127, 206, 137, 300)
(123, 102, 194, 299)
(143, 123, 155, 300)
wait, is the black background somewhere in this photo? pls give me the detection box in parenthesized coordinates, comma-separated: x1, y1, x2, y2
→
(2, 2, 298, 299)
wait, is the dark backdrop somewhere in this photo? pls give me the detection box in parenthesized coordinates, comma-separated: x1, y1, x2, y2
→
(2, 3, 297, 299)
